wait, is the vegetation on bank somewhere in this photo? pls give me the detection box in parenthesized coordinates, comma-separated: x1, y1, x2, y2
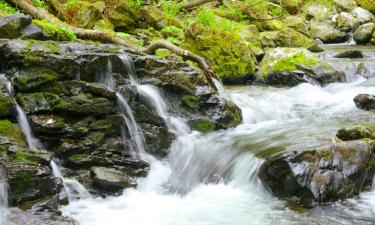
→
(1, 0, 375, 83)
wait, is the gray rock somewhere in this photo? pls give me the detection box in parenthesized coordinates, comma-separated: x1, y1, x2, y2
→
(305, 4, 332, 21)
(354, 22, 375, 43)
(337, 12, 359, 31)
(351, 7, 375, 24)
(354, 94, 375, 111)
(259, 141, 375, 207)
(309, 21, 348, 43)
(0, 14, 32, 39)
(333, 0, 357, 12)
(91, 167, 137, 194)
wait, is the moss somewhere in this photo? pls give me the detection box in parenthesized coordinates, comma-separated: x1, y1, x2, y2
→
(319, 150, 333, 161)
(68, 154, 86, 162)
(273, 52, 317, 72)
(0, 95, 13, 118)
(155, 49, 172, 58)
(181, 95, 199, 112)
(32, 19, 76, 41)
(14, 72, 57, 92)
(356, 0, 375, 13)
(0, 120, 26, 146)
(191, 119, 216, 133)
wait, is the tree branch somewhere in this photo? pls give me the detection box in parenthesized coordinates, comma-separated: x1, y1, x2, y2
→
(181, 0, 220, 10)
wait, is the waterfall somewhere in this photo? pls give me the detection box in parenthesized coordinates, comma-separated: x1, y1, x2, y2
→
(51, 160, 91, 200)
(0, 74, 44, 150)
(0, 168, 8, 225)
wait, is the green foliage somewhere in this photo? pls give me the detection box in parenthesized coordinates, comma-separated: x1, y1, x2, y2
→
(129, 0, 142, 10)
(162, 0, 182, 24)
(0, 0, 18, 15)
(195, 8, 241, 33)
(304, 0, 334, 9)
(273, 52, 317, 72)
(33, 20, 76, 41)
(64, 0, 78, 10)
(32, 0, 45, 8)
(162, 25, 185, 45)
(116, 32, 145, 47)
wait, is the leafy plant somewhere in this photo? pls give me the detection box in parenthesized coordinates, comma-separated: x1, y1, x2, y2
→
(129, 0, 142, 10)
(33, 19, 76, 41)
(196, 8, 215, 27)
(194, 8, 241, 33)
(162, 0, 182, 25)
(32, 0, 45, 8)
(0, 0, 18, 15)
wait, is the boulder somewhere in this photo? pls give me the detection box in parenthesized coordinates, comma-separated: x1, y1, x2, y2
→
(334, 0, 357, 12)
(354, 94, 375, 110)
(356, 0, 375, 14)
(256, 48, 345, 86)
(354, 22, 375, 43)
(309, 21, 348, 43)
(305, 3, 332, 21)
(0, 14, 31, 38)
(259, 141, 375, 206)
(284, 16, 310, 35)
(351, 7, 375, 24)
(337, 126, 375, 141)
(260, 28, 315, 49)
(91, 167, 137, 194)
(334, 50, 364, 58)
(107, 0, 138, 30)
(337, 12, 359, 31)
(76, 1, 103, 29)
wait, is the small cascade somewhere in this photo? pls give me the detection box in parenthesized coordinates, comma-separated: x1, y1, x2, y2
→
(0, 74, 44, 150)
(212, 77, 231, 100)
(0, 168, 9, 225)
(51, 160, 91, 200)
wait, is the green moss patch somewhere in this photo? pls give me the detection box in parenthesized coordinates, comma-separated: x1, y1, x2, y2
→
(33, 19, 76, 41)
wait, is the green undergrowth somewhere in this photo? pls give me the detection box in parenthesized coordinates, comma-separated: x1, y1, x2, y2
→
(0, 0, 18, 15)
(33, 19, 76, 41)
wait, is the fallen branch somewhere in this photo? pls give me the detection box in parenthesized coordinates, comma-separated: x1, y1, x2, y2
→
(182, 0, 219, 10)
(143, 39, 220, 89)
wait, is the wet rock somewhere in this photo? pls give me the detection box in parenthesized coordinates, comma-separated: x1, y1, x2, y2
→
(0, 94, 14, 118)
(354, 22, 375, 43)
(337, 12, 359, 32)
(354, 94, 375, 111)
(334, 50, 364, 58)
(351, 7, 375, 24)
(259, 141, 375, 207)
(0, 14, 31, 38)
(309, 21, 348, 43)
(91, 167, 137, 194)
(337, 126, 375, 141)
(256, 48, 345, 86)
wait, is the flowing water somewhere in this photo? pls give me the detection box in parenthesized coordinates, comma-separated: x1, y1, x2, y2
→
(0, 168, 8, 225)
(61, 49, 375, 225)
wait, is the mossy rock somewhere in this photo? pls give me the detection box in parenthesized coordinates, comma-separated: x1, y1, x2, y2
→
(32, 19, 76, 41)
(337, 126, 375, 141)
(183, 28, 257, 83)
(181, 95, 199, 112)
(76, 1, 103, 29)
(260, 28, 315, 49)
(356, 0, 375, 14)
(189, 119, 216, 133)
(107, 0, 139, 30)
(13, 71, 57, 92)
(0, 120, 26, 146)
(0, 94, 14, 118)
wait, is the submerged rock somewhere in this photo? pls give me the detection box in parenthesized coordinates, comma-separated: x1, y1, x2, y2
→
(334, 50, 364, 58)
(256, 48, 345, 86)
(260, 141, 375, 207)
(354, 94, 375, 110)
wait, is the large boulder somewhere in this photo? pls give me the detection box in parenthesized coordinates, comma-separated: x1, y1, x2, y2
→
(354, 22, 375, 43)
(351, 7, 375, 24)
(305, 3, 332, 21)
(337, 12, 359, 31)
(0, 14, 43, 39)
(256, 48, 345, 86)
(260, 28, 315, 49)
(309, 21, 348, 43)
(334, 0, 358, 12)
(354, 94, 375, 110)
(356, 0, 375, 14)
(259, 141, 375, 207)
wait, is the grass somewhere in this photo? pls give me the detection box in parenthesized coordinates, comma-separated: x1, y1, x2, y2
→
(0, 0, 18, 15)
(162, 0, 182, 25)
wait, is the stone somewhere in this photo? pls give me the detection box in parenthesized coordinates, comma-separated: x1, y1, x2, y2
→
(334, 0, 357, 12)
(0, 94, 14, 118)
(108, 0, 138, 30)
(337, 12, 359, 31)
(0, 14, 32, 39)
(91, 167, 137, 194)
(284, 16, 309, 35)
(76, 1, 103, 29)
(259, 141, 375, 207)
(351, 7, 375, 24)
(309, 21, 348, 43)
(334, 50, 364, 58)
(305, 4, 332, 21)
(356, 0, 375, 14)
(354, 94, 375, 110)
(354, 22, 375, 43)
(256, 48, 345, 86)
(337, 126, 375, 141)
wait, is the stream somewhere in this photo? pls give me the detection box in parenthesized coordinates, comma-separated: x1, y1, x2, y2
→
(60, 46, 375, 225)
